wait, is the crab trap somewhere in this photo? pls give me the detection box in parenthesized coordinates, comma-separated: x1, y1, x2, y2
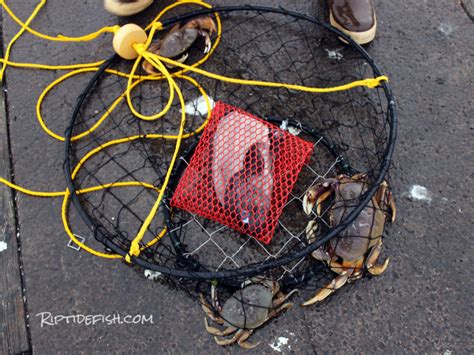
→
(32, 3, 396, 348)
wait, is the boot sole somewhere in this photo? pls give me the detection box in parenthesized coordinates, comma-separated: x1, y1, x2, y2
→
(104, 0, 153, 16)
(329, 11, 377, 45)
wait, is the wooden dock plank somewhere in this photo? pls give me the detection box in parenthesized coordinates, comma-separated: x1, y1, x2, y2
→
(0, 87, 30, 354)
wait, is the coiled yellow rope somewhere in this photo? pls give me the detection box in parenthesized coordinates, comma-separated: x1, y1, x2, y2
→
(0, 0, 215, 259)
(0, 0, 388, 263)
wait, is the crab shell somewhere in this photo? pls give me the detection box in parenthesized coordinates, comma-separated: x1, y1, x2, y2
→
(301, 173, 396, 306)
(307, 173, 394, 262)
(201, 279, 297, 348)
(156, 26, 200, 59)
(142, 17, 216, 74)
(329, 174, 384, 260)
(220, 283, 274, 329)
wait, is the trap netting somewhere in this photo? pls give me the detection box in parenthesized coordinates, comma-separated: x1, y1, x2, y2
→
(61, 4, 395, 318)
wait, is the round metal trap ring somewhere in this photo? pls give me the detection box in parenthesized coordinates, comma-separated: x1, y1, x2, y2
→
(63, 5, 396, 284)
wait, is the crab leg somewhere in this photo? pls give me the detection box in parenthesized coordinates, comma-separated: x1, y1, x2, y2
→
(306, 221, 331, 260)
(328, 258, 345, 274)
(316, 189, 333, 215)
(204, 318, 237, 336)
(366, 242, 390, 275)
(236, 330, 260, 350)
(301, 273, 348, 306)
(264, 302, 293, 321)
(374, 180, 396, 223)
(199, 294, 224, 324)
(214, 329, 247, 346)
(273, 289, 298, 307)
(174, 53, 189, 64)
(275, 302, 293, 314)
(387, 190, 397, 223)
(305, 220, 318, 244)
(142, 42, 161, 76)
(346, 258, 364, 280)
(210, 284, 221, 311)
(365, 243, 381, 269)
(312, 248, 331, 261)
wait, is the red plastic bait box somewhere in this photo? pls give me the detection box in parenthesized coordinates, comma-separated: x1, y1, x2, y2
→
(171, 102, 314, 244)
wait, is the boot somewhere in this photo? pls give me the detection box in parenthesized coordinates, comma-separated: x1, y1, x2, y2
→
(328, 0, 377, 44)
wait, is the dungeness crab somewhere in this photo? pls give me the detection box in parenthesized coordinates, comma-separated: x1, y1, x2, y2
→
(302, 173, 396, 306)
(142, 16, 217, 74)
(201, 278, 297, 349)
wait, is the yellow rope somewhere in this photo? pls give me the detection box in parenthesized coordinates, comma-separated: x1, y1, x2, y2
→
(0, 0, 215, 259)
(0, 176, 167, 258)
(0, 0, 119, 42)
(124, 52, 187, 263)
(61, 181, 165, 259)
(0, 0, 46, 81)
(147, 53, 389, 92)
(0, 177, 65, 197)
(0, 58, 106, 71)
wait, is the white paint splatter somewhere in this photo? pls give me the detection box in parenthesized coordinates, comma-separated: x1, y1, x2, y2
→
(269, 337, 289, 352)
(407, 185, 432, 202)
(181, 95, 215, 116)
(288, 126, 301, 136)
(438, 23, 455, 36)
(279, 120, 301, 136)
(325, 48, 343, 60)
(0, 241, 7, 252)
(144, 269, 162, 281)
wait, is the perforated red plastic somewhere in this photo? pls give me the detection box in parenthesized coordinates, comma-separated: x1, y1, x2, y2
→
(171, 102, 314, 244)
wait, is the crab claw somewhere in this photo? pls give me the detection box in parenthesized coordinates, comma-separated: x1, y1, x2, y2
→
(367, 257, 390, 276)
(203, 34, 212, 54)
(185, 17, 217, 54)
(186, 17, 217, 35)
(303, 183, 333, 215)
(302, 188, 317, 215)
(164, 52, 189, 69)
